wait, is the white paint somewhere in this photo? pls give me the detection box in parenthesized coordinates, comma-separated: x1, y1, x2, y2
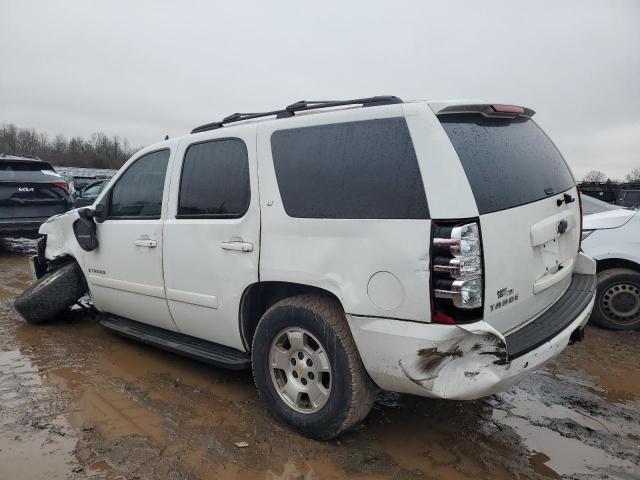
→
(367, 271, 404, 311)
(582, 209, 640, 266)
(347, 295, 593, 399)
(161, 123, 260, 351)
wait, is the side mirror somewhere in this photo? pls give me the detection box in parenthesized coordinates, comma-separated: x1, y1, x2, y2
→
(78, 207, 92, 220)
(93, 202, 107, 223)
(73, 217, 98, 251)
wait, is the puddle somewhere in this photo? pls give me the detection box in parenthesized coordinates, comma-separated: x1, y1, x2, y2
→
(0, 349, 81, 479)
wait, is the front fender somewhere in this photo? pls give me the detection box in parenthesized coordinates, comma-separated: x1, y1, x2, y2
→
(39, 210, 83, 264)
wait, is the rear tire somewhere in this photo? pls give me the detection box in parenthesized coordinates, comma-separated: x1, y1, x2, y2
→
(14, 262, 86, 324)
(251, 294, 375, 440)
(591, 268, 640, 330)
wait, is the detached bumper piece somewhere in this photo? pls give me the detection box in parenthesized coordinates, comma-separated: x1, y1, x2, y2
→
(100, 315, 250, 370)
(505, 273, 597, 360)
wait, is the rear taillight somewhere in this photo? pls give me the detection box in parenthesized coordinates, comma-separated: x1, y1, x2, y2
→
(431, 220, 484, 323)
(577, 187, 584, 251)
(53, 181, 69, 193)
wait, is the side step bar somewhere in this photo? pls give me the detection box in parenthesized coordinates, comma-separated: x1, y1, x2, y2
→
(100, 315, 251, 370)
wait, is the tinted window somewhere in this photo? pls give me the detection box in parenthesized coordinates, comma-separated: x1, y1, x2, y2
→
(440, 115, 575, 214)
(0, 160, 53, 172)
(178, 139, 250, 217)
(627, 191, 640, 201)
(109, 149, 169, 218)
(271, 118, 428, 219)
(83, 182, 104, 197)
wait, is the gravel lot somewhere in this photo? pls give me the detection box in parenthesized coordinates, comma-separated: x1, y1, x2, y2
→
(0, 238, 638, 480)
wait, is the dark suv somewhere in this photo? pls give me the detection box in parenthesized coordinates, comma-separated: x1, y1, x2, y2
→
(0, 154, 70, 237)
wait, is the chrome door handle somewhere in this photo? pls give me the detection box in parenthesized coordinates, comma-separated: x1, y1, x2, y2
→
(221, 241, 253, 252)
(135, 238, 157, 248)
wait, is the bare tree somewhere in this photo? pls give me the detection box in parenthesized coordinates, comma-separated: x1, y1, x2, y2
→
(0, 123, 136, 169)
(625, 168, 640, 183)
(583, 170, 607, 183)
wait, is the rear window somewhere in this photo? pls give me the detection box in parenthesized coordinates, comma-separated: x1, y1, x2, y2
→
(271, 118, 429, 219)
(439, 114, 575, 214)
(0, 160, 53, 172)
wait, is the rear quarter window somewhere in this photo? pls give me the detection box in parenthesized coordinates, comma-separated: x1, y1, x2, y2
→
(270, 118, 429, 219)
(439, 114, 575, 214)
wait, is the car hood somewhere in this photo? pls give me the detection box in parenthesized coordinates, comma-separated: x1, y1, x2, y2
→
(583, 208, 636, 230)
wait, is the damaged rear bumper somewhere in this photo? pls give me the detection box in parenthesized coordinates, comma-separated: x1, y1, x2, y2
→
(346, 286, 595, 400)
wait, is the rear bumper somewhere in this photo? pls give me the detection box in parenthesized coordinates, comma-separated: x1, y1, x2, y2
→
(347, 273, 596, 400)
(0, 218, 50, 237)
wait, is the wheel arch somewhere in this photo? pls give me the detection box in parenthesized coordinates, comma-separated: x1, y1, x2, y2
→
(595, 257, 640, 274)
(239, 281, 343, 351)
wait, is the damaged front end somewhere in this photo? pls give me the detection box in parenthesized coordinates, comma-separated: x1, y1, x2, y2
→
(398, 322, 511, 400)
(29, 210, 84, 280)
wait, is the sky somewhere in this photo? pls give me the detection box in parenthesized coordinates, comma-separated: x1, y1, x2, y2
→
(1, 0, 639, 180)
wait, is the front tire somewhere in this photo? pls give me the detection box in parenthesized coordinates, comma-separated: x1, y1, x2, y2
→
(591, 268, 640, 330)
(14, 262, 86, 324)
(251, 294, 375, 440)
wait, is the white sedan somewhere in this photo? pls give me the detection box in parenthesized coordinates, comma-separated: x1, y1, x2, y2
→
(581, 194, 640, 330)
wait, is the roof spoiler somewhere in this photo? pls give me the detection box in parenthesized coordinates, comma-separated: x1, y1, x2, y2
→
(436, 104, 535, 119)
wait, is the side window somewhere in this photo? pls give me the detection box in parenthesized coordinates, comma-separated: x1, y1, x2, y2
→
(109, 149, 169, 218)
(177, 139, 250, 218)
(83, 182, 103, 196)
(270, 118, 429, 219)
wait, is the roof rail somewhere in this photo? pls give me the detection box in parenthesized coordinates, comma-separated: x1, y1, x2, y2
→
(191, 96, 402, 134)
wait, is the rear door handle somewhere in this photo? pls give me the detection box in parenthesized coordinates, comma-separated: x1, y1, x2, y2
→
(135, 238, 157, 248)
(221, 241, 253, 252)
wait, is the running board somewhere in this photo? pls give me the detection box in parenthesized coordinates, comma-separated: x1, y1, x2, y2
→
(100, 315, 250, 370)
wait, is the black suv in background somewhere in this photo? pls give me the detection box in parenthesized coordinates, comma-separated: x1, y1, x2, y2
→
(0, 154, 70, 237)
(616, 189, 640, 209)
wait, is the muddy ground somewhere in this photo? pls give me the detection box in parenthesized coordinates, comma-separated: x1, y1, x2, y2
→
(0, 239, 638, 480)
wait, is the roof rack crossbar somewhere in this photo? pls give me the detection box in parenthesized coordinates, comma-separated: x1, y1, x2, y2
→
(191, 95, 402, 134)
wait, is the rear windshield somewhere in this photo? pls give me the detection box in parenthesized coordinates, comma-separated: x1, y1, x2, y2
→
(0, 160, 53, 172)
(439, 114, 575, 214)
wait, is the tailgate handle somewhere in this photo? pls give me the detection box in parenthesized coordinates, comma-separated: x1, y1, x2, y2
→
(557, 193, 576, 207)
(221, 241, 253, 252)
(134, 238, 157, 248)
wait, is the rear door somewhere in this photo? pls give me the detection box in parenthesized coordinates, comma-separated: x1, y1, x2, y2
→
(438, 110, 580, 334)
(0, 161, 68, 220)
(162, 127, 259, 351)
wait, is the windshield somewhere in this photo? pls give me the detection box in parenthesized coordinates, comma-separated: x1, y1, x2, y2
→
(581, 194, 619, 215)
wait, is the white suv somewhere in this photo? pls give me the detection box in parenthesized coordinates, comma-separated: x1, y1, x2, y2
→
(15, 97, 597, 439)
